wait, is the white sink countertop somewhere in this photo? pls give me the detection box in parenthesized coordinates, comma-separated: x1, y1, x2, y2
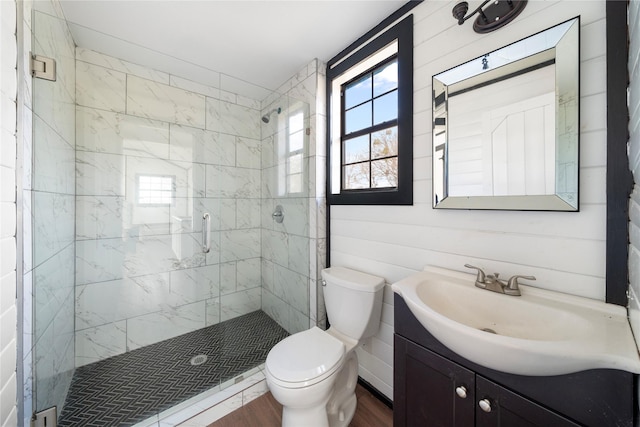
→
(392, 266, 640, 376)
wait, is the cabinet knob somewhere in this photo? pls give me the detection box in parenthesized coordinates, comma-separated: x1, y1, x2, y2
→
(478, 399, 492, 412)
(455, 386, 467, 398)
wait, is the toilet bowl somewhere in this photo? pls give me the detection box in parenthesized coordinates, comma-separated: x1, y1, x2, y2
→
(265, 266, 385, 427)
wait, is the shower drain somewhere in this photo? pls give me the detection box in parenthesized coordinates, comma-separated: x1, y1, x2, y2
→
(190, 354, 208, 366)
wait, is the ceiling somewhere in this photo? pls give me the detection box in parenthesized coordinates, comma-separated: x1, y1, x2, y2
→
(59, 1, 408, 98)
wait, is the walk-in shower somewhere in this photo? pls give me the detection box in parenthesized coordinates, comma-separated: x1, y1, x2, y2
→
(25, 7, 324, 425)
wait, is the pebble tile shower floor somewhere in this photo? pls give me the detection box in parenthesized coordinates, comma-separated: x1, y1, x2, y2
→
(58, 311, 289, 426)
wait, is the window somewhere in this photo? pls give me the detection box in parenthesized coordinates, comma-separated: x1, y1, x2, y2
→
(275, 105, 308, 197)
(137, 175, 175, 205)
(342, 58, 399, 190)
(287, 110, 305, 194)
(327, 15, 413, 205)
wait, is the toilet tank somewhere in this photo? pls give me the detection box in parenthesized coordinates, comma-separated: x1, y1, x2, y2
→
(321, 267, 385, 340)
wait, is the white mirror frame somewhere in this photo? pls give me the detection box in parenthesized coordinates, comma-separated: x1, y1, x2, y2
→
(432, 17, 580, 211)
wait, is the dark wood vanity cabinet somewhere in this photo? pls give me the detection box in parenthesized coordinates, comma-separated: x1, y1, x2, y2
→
(394, 295, 637, 427)
(474, 375, 578, 427)
(395, 335, 579, 427)
(395, 334, 475, 426)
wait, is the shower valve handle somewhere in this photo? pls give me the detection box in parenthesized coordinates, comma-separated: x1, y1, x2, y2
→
(202, 213, 211, 253)
(272, 205, 284, 223)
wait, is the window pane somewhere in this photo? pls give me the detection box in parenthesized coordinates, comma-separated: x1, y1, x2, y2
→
(374, 59, 398, 97)
(373, 90, 397, 125)
(288, 173, 303, 193)
(371, 126, 398, 159)
(343, 163, 370, 190)
(345, 101, 372, 134)
(371, 158, 398, 188)
(289, 153, 303, 174)
(290, 112, 304, 133)
(290, 130, 303, 152)
(345, 74, 372, 109)
(344, 135, 370, 164)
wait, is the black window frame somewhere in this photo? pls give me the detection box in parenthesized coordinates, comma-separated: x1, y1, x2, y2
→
(327, 14, 413, 205)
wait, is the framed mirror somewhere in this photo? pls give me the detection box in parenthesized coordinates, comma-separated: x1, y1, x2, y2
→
(433, 17, 580, 211)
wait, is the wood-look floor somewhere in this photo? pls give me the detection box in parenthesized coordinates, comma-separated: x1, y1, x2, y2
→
(209, 384, 393, 427)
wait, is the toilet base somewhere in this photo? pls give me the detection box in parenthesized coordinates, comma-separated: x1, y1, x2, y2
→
(266, 358, 338, 427)
(327, 394, 356, 427)
(273, 351, 360, 427)
(327, 351, 359, 427)
(282, 402, 330, 427)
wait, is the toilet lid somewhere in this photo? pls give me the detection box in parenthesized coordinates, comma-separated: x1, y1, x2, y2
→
(266, 327, 345, 384)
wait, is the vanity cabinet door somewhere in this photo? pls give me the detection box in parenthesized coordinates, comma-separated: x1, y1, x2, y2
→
(475, 376, 581, 427)
(394, 335, 475, 426)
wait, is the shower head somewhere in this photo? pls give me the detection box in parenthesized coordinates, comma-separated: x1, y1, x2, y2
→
(261, 107, 282, 123)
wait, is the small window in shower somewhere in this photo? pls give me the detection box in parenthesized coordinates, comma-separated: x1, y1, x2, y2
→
(287, 110, 305, 194)
(137, 174, 175, 206)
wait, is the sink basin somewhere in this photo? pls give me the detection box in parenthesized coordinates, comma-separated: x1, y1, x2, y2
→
(392, 266, 640, 376)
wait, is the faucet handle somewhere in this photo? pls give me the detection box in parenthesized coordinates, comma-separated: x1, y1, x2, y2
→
(505, 275, 536, 296)
(464, 264, 486, 283)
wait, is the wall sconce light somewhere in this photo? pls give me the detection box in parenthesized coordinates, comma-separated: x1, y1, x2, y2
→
(452, 0, 527, 34)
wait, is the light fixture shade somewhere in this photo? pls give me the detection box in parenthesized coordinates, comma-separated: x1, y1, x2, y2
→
(452, 1, 469, 25)
(473, 0, 527, 33)
(452, 0, 527, 33)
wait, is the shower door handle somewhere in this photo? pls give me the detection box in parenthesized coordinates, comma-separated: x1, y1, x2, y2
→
(202, 213, 211, 253)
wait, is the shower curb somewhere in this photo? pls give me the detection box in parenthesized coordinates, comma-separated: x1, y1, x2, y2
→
(134, 365, 268, 427)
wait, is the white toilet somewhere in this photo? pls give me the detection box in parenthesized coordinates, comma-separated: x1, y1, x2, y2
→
(265, 266, 385, 427)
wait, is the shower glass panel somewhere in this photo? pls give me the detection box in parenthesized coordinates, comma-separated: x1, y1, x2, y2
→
(30, 9, 77, 416)
(31, 9, 312, 423)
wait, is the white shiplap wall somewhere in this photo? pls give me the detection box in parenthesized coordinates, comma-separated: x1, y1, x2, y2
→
(0, 0, 18, 425)
(331, 0, 607, 400)
(628, 0, 640, 349)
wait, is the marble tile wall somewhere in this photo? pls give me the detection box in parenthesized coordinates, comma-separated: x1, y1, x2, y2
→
(75, 48, 264, 366)
(260, 59, 326, 334)
(29, 6, 77, 416)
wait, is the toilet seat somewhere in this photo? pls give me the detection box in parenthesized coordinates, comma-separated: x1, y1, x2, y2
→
(266, 327, 345, 388)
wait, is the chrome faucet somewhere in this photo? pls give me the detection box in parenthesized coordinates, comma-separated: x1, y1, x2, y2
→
(464, 264, 535, 296)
